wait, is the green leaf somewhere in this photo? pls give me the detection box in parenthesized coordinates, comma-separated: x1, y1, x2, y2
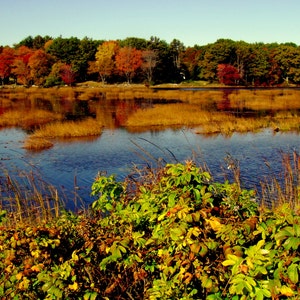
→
(287, 264, 299, 284)
(284, 237, 300, 250)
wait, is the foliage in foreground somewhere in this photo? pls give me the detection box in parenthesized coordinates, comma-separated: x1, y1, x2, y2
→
(0, 162, 299, 299)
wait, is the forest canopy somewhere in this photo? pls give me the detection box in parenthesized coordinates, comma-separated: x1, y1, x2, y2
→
(0, 35, 299, 86)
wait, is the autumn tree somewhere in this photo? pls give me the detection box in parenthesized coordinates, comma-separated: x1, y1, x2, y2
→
(60, 64, 77, 86)
(181, 46, 202, 80)
(90, 41, 118, 83)
(12, 46, 33, 85)
(217, 64, 240, 85)
(28, 49, 53, 85)
(115, 47, 142, 83)
(0, 47, 15, 84)
(141, 49, 158, 84)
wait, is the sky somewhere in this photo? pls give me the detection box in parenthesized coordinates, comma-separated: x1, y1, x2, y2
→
(1, 0, 300, 47)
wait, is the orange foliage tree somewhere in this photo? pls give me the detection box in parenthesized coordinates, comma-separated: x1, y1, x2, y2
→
(115, 47, 142, 83)
(28, 49, 53, 85)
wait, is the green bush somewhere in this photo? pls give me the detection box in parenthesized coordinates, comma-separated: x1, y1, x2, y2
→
(0, 162, 299, 299)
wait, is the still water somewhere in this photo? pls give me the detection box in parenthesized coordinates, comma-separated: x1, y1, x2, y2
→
(0, 126, 299, 207)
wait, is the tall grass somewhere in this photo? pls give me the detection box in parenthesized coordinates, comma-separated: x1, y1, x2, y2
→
(0, 170, 63, 226)
(259, 151, 300, 209)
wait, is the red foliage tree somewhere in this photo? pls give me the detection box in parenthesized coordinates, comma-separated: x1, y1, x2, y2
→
(217, 64, 241, 85)
(0, 47, 15, 84)
(60, 64, 77, 86)
(115, 47, 142, 83)
(12, 46, 33, 85)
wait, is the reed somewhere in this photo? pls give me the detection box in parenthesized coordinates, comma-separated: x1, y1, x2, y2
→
(260, 150, 300, 209)
(0, 170, 63, 226)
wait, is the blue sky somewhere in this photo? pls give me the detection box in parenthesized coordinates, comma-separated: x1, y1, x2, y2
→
(1, 0, 300, 47)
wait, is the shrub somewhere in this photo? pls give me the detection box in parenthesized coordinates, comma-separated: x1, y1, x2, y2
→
(0, 162, 299, 299)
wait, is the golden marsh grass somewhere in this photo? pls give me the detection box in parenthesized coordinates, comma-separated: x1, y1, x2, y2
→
(124, 102, 299, 134)
(24, 118, 102, 150)
(229, 89, 300, 110)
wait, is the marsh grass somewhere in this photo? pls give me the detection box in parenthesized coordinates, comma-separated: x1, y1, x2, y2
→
(229, 89, 300, 110)
(24, 118, 102, 150)
(260, 151, 300, 209)
(125, 103, 275, 134)
(0, 170, 63, 226)
(32, 118, 102, 138)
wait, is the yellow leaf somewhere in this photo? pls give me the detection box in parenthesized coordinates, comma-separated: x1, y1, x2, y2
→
(69, 281, 78, 291)
(280, 286, 294, 297)
(16, 272, 23, 280)
(31, 264, 43, 272)
(206, 217, 222, 231)
(280, 285, 294, 297)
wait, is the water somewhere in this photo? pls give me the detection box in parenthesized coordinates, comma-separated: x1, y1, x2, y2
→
(1, 127, 299, 208)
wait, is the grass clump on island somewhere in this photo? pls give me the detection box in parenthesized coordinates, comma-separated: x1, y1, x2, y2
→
(0, 152, 299, 299)
(24, 118, 102, 150)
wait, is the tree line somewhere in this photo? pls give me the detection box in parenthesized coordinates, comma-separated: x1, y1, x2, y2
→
(0, 35, 299, 86)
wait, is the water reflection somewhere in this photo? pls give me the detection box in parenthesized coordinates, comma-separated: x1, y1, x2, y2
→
(0, 88, 300, 208)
